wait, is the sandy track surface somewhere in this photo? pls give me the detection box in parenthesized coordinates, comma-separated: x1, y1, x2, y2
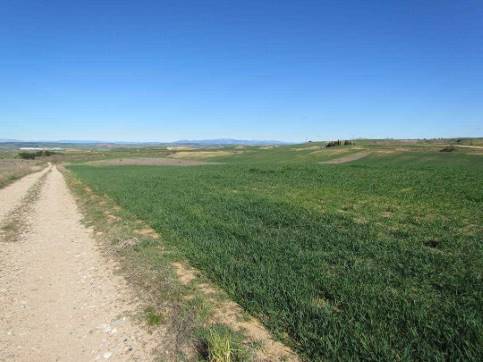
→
(321, 151, 370, 164)
(0, 166, 155, 361)
(455, 144, 483, 149)
(0, 165, 50, 221)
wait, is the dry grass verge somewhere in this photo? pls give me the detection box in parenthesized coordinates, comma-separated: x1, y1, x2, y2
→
(0, 159, 46, 189)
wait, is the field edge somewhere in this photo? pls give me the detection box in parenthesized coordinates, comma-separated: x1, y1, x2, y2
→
(62, 165, 300, 362)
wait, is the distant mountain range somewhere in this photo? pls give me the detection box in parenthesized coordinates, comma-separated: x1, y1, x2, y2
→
(173, 139, 288, 146)
(0, 138, 290, 148)
(0, 139, 22, 142)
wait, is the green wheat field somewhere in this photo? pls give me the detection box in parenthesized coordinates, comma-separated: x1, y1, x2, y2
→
(69, 142, 483, 361)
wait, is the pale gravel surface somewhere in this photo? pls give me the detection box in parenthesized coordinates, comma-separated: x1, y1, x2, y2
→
(0, 166, 156, 361)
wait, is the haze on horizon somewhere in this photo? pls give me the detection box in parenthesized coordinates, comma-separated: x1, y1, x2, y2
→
(1, 0, 482, 142)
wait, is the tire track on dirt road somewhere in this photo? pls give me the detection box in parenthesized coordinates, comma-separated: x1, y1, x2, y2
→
(0, 166, 156, 361)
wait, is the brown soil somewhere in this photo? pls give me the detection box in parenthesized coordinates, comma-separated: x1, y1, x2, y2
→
(172, 262, 300, 361)
(134, 228, 159, 238)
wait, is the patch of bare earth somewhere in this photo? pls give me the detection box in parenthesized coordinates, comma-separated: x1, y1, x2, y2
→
(455, 145, 483, 149)
(172, 262, 299, 362)
(453, 145, 483, 155)
(321, 151, 371, 164)
(86, 157, 210, 166)
(309, 147, 351, 156)
(0, 166, 157, 361)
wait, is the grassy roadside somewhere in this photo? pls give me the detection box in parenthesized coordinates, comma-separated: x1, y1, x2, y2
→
(62, 166, 297, 362)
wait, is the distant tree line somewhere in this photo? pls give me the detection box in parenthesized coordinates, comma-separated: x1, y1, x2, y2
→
(325, 140, 354, 148)
(18, 150, 58, 160)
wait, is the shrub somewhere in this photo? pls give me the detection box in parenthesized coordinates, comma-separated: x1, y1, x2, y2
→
(18, 152, 37, 160)
(17, 150, 58, 160)
(326, 140, 353, 148)
(197, 325, 248, 362)
(326, 140, 341, 148)
(440, 146, 456, 152)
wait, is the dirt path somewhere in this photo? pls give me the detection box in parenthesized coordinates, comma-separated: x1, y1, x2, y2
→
(0, 166, 155, 361)
(455, 144, 483, 150)
(321, 151, 370, 164)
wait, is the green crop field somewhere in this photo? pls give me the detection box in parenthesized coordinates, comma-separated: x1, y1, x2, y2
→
(69, 145, 483, 361)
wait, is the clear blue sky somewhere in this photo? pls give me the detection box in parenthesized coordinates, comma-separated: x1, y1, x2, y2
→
(1, 0, 482, 142)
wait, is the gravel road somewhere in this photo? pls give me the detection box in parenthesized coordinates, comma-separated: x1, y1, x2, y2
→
(0, 165, 155, 361)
